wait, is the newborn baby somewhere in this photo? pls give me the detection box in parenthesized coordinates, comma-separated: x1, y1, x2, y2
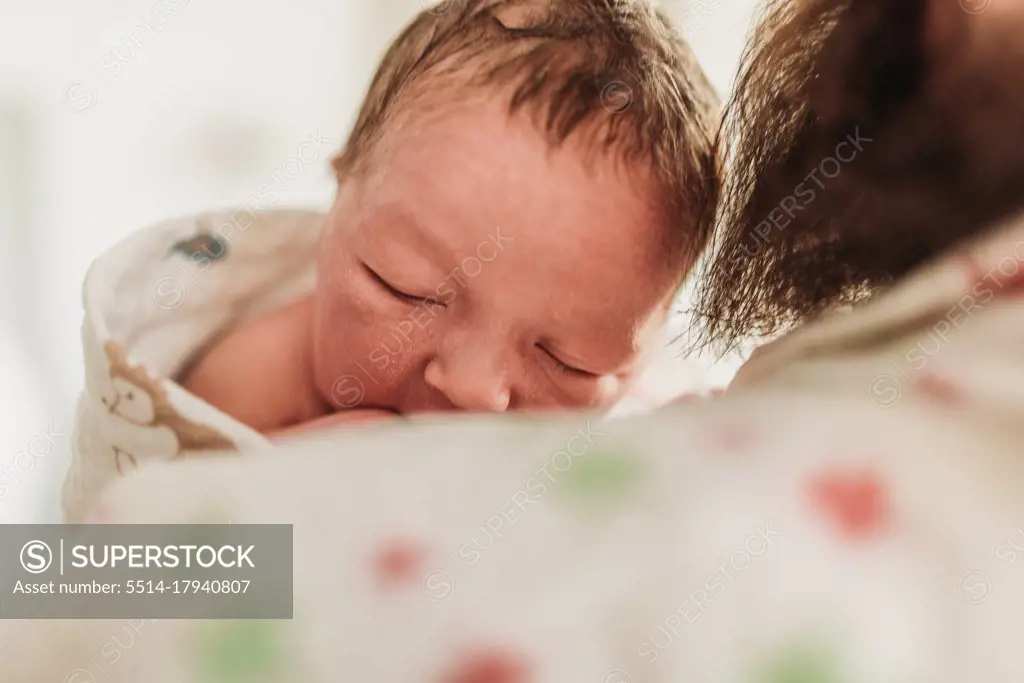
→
(63, 0, 719, 521)
(182, 1, 721, 434)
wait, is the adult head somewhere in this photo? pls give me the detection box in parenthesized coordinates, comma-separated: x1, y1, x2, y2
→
(694, 0, 1024, 350)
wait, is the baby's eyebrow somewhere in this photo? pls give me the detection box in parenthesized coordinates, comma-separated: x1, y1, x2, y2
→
(373, 203, 452, 267)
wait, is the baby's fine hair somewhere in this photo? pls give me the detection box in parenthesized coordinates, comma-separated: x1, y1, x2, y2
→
(332, 0, 721, 262)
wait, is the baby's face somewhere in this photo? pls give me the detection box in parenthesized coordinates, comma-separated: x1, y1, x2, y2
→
(312, 97, 684, 414)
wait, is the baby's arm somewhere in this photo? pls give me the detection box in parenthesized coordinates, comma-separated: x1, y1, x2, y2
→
(182, 298, 326, 433)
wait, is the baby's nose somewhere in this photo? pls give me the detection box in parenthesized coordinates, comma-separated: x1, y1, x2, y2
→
(423, 356, 511, 412)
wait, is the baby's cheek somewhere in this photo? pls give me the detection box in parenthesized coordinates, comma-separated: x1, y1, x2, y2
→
(310, 296, 358, 392)
(317, 267, 379, 324)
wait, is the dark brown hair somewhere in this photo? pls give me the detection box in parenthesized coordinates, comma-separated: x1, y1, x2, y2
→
(332, 0, 721, 263)
(692, 0, 1024, 351)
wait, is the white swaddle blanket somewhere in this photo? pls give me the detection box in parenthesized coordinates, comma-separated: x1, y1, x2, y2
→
(63, 208, 328, 521)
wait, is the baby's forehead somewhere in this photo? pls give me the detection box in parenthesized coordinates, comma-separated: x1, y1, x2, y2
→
(376, 82, 665, 189)
(371, 105, 673, 230)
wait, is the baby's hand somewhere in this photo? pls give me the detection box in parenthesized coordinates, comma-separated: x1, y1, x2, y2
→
(270, 409, 400, 440)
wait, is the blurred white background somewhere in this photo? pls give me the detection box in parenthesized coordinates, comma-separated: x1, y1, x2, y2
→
(0, 0, 758, 523)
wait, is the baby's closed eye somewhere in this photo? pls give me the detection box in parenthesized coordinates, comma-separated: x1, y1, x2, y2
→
(361, 262, 445, 308)
(536, 343, 599, 379)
